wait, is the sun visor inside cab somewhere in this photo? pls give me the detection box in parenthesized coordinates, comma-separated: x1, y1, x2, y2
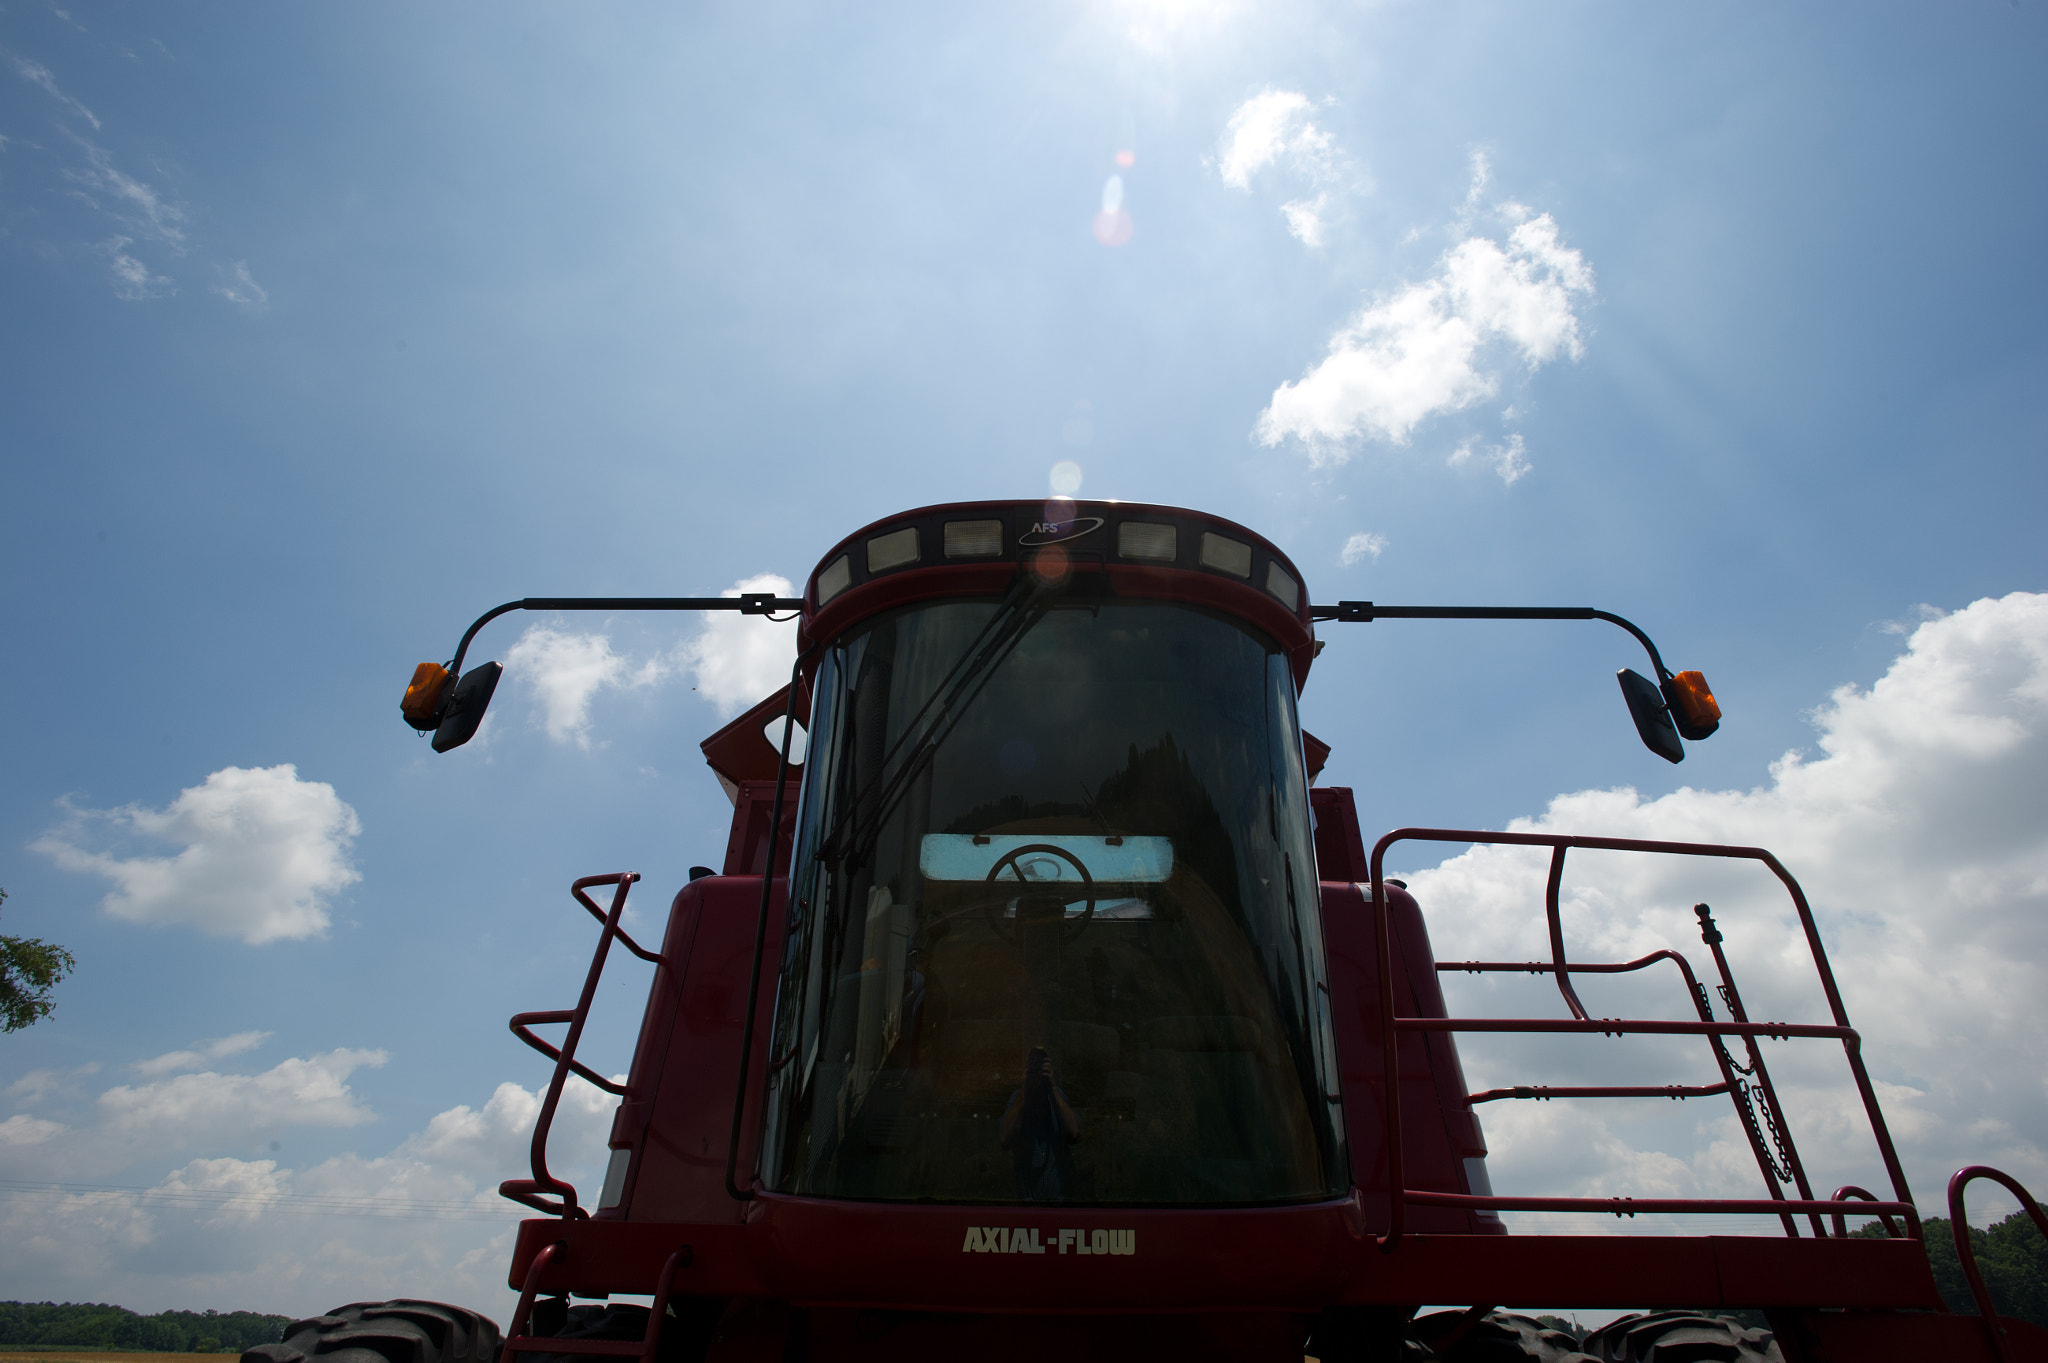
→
(919, 835, 1174, 884)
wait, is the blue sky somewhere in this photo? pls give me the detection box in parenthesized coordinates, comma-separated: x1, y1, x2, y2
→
(2, 0, 2046, 1321)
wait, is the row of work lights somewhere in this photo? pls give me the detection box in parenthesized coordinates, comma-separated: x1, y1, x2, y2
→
(811, 507, 1304, 616)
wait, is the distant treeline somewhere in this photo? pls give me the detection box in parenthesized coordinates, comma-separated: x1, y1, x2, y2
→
(0, 1303, 288, 1353)
(1856, 1211, 2047, 1326)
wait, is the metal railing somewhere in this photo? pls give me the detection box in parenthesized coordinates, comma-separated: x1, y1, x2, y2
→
(501, 873, 662, 1218)
(1949, 1166, 2048, 1362)
(501, 1240, 691, 1363)
(1368, 828, 1918, 1249)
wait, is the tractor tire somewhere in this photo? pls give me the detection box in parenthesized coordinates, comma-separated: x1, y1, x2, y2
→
(1579, 1312, 1781, 1362)
(245, 1300, 501, 1363)
(1411, 1310, 1593, 1362)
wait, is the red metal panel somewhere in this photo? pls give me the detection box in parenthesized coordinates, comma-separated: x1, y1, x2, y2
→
(761, 1309, 1308, 1363)
(1710, 1235, 1942, 1308)
(511, 1217, 1960, 1320)
(596, 883, 704, 1209)
(515, 1198, 1371, 1313)
(1310, 787, 1370, 883)
(720, 782, 798, 878)
(510, 1218, 763, 1297)
(1350, 1234, 1945, 1312)
(745, 1192, 1364, 1312)
(619, 875, 786, 1225)
(800, 559, 1319, 685)
(699, 685, 811, 796)
(1319, 880, 1494, 1234)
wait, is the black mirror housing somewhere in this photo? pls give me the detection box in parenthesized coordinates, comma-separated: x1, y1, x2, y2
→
(1618, 668, 1684, 764)
(432, 662, 503, 753)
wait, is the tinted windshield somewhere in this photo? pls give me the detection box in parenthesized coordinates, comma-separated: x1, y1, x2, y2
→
(761, 596, 1344, 1206)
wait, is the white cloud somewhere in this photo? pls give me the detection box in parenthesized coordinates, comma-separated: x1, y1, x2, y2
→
(104, 236, 173, 300)
(7, 52, 101, 128)
(1218, 90, 1328, 189)
(1449, 431, 1530, 484)
(1403, 592, 2048, 1225)
(674, 573, 799, 718)
(1256, 211, 1593, 463)
(0, 1046, 388, 1181)
(0, 1041, 616, 1318)
(503, 626, 662, 747)
(34, 765, 361, 944)
(214, 261, 268, 309)
(1340, 531, 1386, 566)
(133, 1031, 271, 1078)
(68, 136, 186, 247)
(497, 574, 795, 746)
(1217, 90, 1350, 246)
(99, 1047, 385, 1152)
(1280, 197, 1328, 248)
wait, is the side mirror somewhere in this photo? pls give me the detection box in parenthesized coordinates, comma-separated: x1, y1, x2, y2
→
(432, 662, 503, 753)
(1618, 668, 1684, 764)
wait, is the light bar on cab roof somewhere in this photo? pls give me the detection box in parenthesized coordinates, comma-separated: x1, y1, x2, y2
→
(1265, 562, 1299, 611)
(800, 502, 1316, 630)
(866, 527, 919, 573)
(944, 520, 1003, 558)
(1117, 522, 1177, 563)
(815, 555, 852, 605)
(1200, 532, 1253, 578)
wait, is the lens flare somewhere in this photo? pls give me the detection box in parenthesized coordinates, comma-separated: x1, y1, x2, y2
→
(1030, 544, 1071, 584)
(1115, 149, 1136, 168)
(1050, 460, 1084, 494)
(1093, 173, 1134, 247)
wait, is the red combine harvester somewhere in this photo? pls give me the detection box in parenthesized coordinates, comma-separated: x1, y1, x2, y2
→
(274, 500, 2045, 1363)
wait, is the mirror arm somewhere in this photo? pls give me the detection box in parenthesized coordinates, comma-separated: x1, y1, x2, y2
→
(446, 595, 805, 674)
(1308, 603, 1674, 682)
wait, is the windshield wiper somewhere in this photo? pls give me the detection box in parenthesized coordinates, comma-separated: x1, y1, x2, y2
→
(818, 569, 1063, 872)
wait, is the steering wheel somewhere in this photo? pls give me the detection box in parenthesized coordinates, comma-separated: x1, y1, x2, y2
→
(983, 842, 1097, 946)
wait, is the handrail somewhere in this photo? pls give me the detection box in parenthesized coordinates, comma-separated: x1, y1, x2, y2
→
(1438, 940, 1802, 1230)
(1831, 1184, 1902, 1238)
(499, 873, 651, 1218)
(1406, 1189, 1921, 1235)
(1367, 828, 1917, 1251)
(1948, 1165, 2048, 1363)
(501, 1240, 692, 1363)
(1468, 1082, 1731, 1104)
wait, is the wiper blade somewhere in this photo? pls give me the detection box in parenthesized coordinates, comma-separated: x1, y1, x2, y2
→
(819, 569, 1059, 870)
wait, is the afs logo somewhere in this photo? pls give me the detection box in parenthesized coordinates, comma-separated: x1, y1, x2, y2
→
(1018, 517, 1105, 547)
(962, 1226, 1135, 1256)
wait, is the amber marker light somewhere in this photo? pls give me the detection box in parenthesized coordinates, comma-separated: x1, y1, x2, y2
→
(402, 662, 452, 731)
(1666, 670, 1721, 739)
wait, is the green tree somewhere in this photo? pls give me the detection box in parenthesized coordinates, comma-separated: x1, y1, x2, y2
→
(1855, 1211, 2048, 1325)
(0, 888, 76, 1032)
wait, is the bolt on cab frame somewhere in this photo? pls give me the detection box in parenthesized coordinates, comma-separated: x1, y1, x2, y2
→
(401, 500, 2048, 1363)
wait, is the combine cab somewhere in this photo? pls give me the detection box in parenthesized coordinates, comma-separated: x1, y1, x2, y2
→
(341, 500, 2047, 1363)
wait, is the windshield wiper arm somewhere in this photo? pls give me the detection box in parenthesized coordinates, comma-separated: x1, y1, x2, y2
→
(819, 570, 1059, 870)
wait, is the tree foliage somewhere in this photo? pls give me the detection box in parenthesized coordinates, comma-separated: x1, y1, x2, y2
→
(1856, 1211, 2048, 1325)
(0, 1303, 289, 1352)
(0, 888, 76, 1033)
